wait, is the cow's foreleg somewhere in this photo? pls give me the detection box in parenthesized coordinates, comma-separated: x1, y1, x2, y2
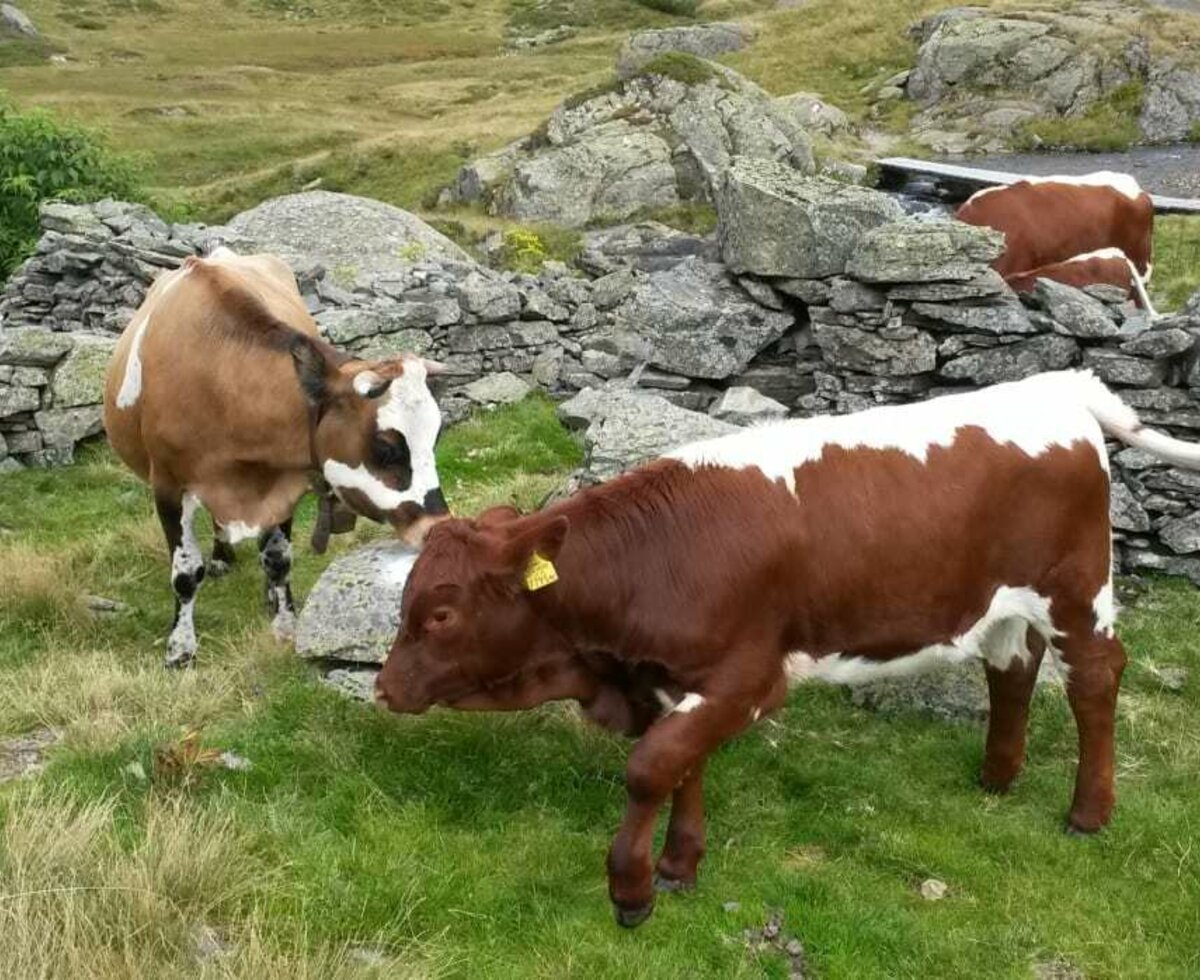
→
(209, 524, 236, 578)
(1061, 631, 1126, 834)
(981, 631, 1047, 793)
(258, 519, 296, 643)
(653, 760, 706, 893)
(607, 683, 764, 928)
(156, 490, 205, 669)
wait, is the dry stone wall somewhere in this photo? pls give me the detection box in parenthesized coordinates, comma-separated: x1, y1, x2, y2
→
(4, 174, 1200, 587)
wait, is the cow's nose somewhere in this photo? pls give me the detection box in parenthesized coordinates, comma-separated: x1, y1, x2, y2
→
(423, 486, 450, 516)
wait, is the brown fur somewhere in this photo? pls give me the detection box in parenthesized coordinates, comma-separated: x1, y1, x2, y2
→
(377, 425, 1127, 925)
(1005, 254, 1146, 307)
(956, 181, 1153, 278)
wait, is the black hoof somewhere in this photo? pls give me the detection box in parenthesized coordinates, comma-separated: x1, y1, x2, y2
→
(653, 872, 696, 894)
(614, 902, 654, 929)
(163, 653, 196, 671)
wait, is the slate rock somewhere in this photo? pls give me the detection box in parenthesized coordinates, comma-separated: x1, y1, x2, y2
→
(463, 372, 532, 405)
(848, 219, 1004, 284)
(1034, 279, 1121, 339)
(813, 323, 937, 377)
(1082, 348, 1167, 388)
(295, 540, 420, 664)
(939, 335, 1079, 385)
(708, 386, 789, 425)
(617, 23, 757, 77)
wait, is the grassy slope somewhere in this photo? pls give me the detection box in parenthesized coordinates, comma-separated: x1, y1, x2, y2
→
(2, 398, 1199, 978)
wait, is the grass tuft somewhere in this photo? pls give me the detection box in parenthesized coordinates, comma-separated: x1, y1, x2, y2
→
(1015, 81, 1146, 153)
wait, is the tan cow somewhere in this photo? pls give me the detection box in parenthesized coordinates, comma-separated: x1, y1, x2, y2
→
(104, 247, 448, 667)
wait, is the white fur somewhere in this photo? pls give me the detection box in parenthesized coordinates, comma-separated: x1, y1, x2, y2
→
(223, 521, 261, 544)
(786, 586, 1059, 687)
(166, 493, 204, 663)
(671, 693, 705, 714)
(323, 460, 412, 511)
(965, 171, 1144, 205)
(669, 371, 1115, 490)
(116, 265, 188, 410)
(1093, 581, 1117, 639)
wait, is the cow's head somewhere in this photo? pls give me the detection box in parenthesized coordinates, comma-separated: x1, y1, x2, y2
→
(291, 340, 449, 544)
(375, 507, 584, 714)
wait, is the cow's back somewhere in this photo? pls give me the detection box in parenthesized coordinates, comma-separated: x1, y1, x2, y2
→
(956, 180, 1153, 277)
(104, 251, 319, 517)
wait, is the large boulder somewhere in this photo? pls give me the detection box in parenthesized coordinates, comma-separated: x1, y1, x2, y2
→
(605, 257, 794, 379)
(227, 191, 474, 285)
(452, 59, 814, 228)
(1139, 61, 1200, 144)
(558, 385, 737, 480)
(847, 219, 1004, 284)
(295, 540, 419, 664)
(48, 334, 117, 409)
(1, 3, 38, 38)
(617, 23, 757, 78)
(716, 159, 904, 278)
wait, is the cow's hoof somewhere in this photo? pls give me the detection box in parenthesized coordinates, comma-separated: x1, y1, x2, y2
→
(613, 902, 654, 929)
(653, 872, 696, 894)
(1065, 816, 1106, 837)
(163, 652, 195, 671)
(207, 559, 232, 579)
(978, 774, 1014, 795)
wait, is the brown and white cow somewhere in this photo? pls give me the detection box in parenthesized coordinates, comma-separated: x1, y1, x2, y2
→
(956, 173, 1154, 281)
(376, 370, 1200, 927)
(1004, 247, 1159, 316)
(104, 247, 448, 668)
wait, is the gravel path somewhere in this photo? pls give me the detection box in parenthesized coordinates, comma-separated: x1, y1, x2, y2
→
(944, 145, 1200, 199)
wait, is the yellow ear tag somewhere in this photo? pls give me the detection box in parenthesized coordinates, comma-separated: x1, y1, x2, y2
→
(523, 552, 559, 591)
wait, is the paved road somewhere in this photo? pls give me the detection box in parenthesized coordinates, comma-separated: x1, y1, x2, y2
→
(944, 146, 1200, 199)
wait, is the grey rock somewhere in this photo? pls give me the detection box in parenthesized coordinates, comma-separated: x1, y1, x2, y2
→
(227, 191, 473, 284)
(708, 386, 789, 425)
(609, 257, 792, 380)
(1159, 512, 1200, 555)
(295, 540, 420, 663)
(911, 295, 1035, 335)
(1139, 62, 1200, 144)
(940, 335, 1079, 385)
(851, 662, 989, 723)
(1033, 280, 1120, 339)
(813, 323, 937, 377)
(523, 289, 570, 323)
(848, 219, 1004, 284)
(1110, 480, 1151, 533)
(463, 372, 532, 405)
(558, 385, 737, 479)
(829, 278, 886, 313)
(354, 329, 434, 360)
(0, 386, 40, 419)
(457, 273, 522, 322)
(48, 334, 116, 408)
(1082, 349, 1167, 388)
(1, 3, 39, 39)
(887, 270, 1007, 302)
(321, 668, 380, 702)
(592, 270, 638, 311)
(717, 160, 904, 278)
(774, 278, 831, 305)
(617, 23, 757, 78)
(1120, 327, 1195, 359)
(579, 222, 716, 277)
(774, 91, 851, 136)
(0, 329, 73, 367)
(34, 407, 103, 448)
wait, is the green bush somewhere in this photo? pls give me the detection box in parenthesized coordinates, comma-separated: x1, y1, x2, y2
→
(497, 226, 582, 274)
(638, 51, 724, 87)
(0, 97, 144, 277)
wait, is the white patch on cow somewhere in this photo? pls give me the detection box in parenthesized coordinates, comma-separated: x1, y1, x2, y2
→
(965, 171, 1144, 205)
(1093, 580, 1117, 639)
(206, 245, 237, 263)
(116, 265, 189, 410)
(670, 693, 705, 714)
(166, 493, 204, 665)
(654, 687, 675, 712)
(1144, 262, 1153, 284)
(786, 586, 1060, 686)
(751, 707, 762, 722)
(669, 370, 1113, 489)
(324, 460, 410, 512)
(223, 521, 262, 544)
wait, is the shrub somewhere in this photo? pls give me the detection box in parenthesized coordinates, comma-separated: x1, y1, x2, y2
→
(0, 97, 144, 277)
(497, 226, 582, 274)
(638, 51, 724, 88)
(634, 0, 698, 15)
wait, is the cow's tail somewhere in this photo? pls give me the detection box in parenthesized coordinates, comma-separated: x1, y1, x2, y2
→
(1075, 370, 1200, 468)
(1122, 255, 1160, 320)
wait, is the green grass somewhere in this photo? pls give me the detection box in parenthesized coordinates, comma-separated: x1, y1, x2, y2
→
(1153, 215, 1200, 313)
(2, 396, 1199, 976)
(1016, 82, 1146, 153)
(638, 51, 729, 88)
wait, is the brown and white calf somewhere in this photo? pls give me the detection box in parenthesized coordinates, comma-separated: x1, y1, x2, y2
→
(376, 371, 1200, 927)
(1005, 248, 1159, 316)
(104, 247, 448, 667)
(956, 173, 1154, 281)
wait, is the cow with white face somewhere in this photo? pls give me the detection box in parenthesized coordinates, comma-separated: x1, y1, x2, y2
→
(104, 247, 449, 668)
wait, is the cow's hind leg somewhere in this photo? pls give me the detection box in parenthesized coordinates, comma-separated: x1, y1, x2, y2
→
(1060, 627, 1126, 834)
(258, 519, 296, 643)
(981, 629, 1047, 793)
(156, 490, 205, 669)
(209, 523, 236, 578)
(654, 761, 706, 893)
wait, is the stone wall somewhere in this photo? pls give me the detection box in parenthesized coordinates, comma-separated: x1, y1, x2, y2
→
(4, 175, 1200, 585)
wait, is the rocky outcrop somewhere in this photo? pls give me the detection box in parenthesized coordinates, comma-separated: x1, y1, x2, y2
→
(716, 159, 904, 279)
(897, 2, 1200, 151)
(446, 57, 814, 227)
(227, 191, 472, 287)
(1, 3, 37, 38)
(616, 23, 757, 78)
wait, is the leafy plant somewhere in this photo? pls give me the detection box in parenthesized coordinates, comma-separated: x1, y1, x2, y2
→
(497, 226, 582, 273)
(0, 96, 144, 277)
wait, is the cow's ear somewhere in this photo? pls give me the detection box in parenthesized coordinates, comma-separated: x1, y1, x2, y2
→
(477, 505, 521, 528)
(500, 516, 569, 570)
(290, 336, 337, 406)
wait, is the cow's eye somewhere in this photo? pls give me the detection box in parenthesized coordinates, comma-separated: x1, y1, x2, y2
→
(425, 606, 458, 633)
(372, 432, 411, 469)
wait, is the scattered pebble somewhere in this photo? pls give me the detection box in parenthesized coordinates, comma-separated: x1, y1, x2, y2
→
(742, 909, 808, 979)
(1146, 663, 1188, 692)
(1032, 957, 1086, 980)
(85, 595, 129, 617)
(0, 727, 61, 783)
(219, 751, 253, 772)
(920, 878, 948, 901)
(192, 924, 233, 961)
(123, 760, 147, 782)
